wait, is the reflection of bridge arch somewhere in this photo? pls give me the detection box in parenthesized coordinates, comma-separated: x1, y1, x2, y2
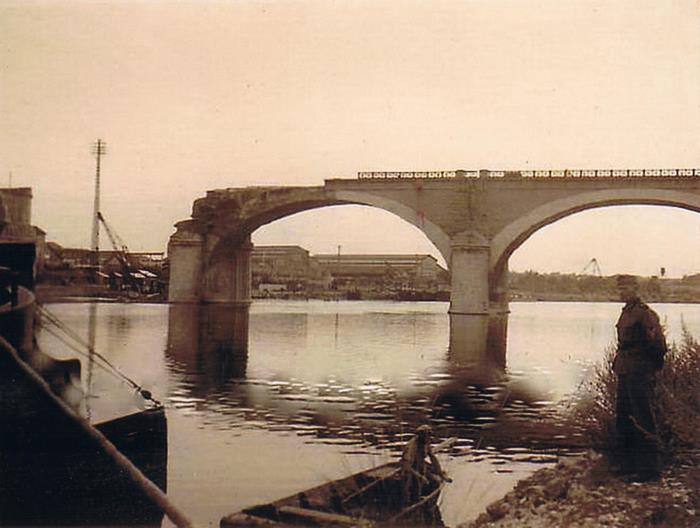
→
(490, 188, 700, 278)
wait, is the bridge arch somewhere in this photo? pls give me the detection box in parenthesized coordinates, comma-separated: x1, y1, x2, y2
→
(207, 189, 451, 267)
(207, 197, 350, 263)
(491, 188, 700, 277)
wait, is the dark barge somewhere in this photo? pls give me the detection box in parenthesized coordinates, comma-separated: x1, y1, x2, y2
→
(0, 245, 169, 526)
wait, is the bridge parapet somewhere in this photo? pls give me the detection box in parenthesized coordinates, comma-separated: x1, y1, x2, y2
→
(357, 168, 700, 180)
(188, 186, 330, 234)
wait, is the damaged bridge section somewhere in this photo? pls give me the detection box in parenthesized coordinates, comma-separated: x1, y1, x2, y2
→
(168, 185, 353, 304)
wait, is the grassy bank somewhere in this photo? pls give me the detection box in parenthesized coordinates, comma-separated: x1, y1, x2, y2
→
(571, 331, 700, 455)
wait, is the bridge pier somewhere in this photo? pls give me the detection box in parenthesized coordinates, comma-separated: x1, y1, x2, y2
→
(168, 221, 253, 304)
(447, 232, 509, 367)
(202, 238, 252, 304)
(167, 222, 204, 303)
(448, 233, 490, 316)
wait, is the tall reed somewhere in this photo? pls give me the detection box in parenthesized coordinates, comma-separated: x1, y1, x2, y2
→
(572, 330, 700, 455)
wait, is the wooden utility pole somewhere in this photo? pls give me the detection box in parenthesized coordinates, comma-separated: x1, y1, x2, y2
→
(91, 139, 106, 268)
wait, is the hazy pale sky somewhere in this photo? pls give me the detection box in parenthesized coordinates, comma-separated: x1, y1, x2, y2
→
(2, 0, 700, 277)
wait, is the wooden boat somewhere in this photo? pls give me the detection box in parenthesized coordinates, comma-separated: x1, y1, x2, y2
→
(221, 461, 445, 527)
(0, 245, 169, 526)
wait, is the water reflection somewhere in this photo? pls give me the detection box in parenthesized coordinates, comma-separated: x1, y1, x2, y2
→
(164, 303, 578, 455)
(42, 300, 662, 527)
(167, 303, 249, 389)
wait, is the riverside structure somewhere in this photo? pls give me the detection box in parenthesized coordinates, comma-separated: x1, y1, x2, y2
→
(168, 168, 700, 366)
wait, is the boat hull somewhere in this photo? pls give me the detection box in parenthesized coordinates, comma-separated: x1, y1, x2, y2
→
(0, 285, 168, 526)
(221, 462, 444, 527)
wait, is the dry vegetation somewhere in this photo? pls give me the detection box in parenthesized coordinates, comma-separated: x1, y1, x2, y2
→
(571, 330, 700, 456)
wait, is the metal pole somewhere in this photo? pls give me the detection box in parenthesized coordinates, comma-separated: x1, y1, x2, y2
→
(91, 139, 106, 270)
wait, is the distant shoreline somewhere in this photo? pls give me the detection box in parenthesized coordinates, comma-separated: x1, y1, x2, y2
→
(35, 285, 700, 306)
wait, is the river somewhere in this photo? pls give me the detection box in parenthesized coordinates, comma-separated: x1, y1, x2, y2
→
(35, 300, 700, 527)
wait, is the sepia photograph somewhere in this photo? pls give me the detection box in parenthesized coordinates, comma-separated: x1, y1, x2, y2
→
(1, 1, 700, 526)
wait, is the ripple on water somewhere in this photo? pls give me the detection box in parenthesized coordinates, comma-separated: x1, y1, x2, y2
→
(171, 402, 197, 410)
(532, 400, 555, 407)
(427, 372, 453, 380)
(241, 420, 270, 429)
(518, 453, 559, 464)
(266, 380, 291, 387)
(471, 418, 497, 429)
(314, 396, 357, 404)
(169, 395, 205, 403)
(500, 446, 530, 454)
(169, 386, 195, 397)
(360, 382, 386, 390)
(309, 438, 362, 446)
(267, 425, 293, 433)
(410, 380, 442, 388)
(277, 394, 310, 401)
(352, 413, 395, 421)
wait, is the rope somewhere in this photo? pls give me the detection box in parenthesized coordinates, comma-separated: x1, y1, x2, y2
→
(36, 311, 127, 385)
(36, 324, 125, 385)
(36, 305, 160, 404)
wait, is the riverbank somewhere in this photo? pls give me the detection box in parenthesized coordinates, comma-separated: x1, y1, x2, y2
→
(35, 284, 165, 304)
(35, 284, 700, 305)
(510, 291, 700, 304)
(462, 450, 700, 528)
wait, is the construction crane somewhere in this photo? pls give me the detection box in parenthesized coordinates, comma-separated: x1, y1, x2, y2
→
(581, 258, 602, 276)
(96, 212, 138, 290)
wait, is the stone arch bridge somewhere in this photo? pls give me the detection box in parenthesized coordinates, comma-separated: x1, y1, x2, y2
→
(169, 168, 700, 317)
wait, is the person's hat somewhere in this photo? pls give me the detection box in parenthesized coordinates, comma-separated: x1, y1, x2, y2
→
(416, 425, 432, 435)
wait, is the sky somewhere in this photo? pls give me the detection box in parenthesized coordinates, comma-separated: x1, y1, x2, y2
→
(2, 0, 700, 277)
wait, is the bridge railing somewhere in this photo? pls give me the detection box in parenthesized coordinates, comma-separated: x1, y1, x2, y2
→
(357, 171, 461, 179)
(357, 169, 700, 179)
(521, 169, 700, 178)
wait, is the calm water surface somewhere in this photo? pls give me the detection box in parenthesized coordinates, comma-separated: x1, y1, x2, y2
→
(36, 300, 700, 527)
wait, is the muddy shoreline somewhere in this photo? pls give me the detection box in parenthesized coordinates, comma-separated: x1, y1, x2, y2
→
(461, 450, 700, 528)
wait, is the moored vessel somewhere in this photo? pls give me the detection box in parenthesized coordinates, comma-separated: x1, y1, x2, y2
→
(220, 460, 445, 527)
(0, 243, 169, 526)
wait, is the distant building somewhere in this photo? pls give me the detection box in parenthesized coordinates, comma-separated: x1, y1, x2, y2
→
(251, 245, 312, 285)
(58, 247, 94, 269)
(0, 187, 46, 275)
(0, 188, 33, 227)
(45, 245, 164, 271)
(250, 246, 449, 296)
(100, 251, 166, 273)
(311, 254, 449, 291)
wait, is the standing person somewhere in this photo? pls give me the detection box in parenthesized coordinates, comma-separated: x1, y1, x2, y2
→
(613, 274, 667, 482)
(400, 425, 450, 505)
